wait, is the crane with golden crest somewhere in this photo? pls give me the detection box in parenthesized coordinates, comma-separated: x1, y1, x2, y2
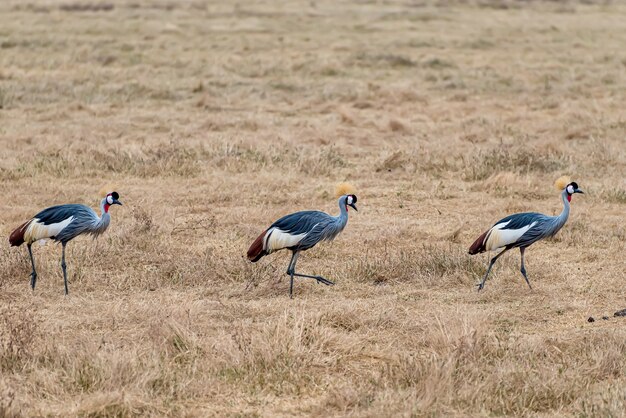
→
(469, 176, 584, 291)
(9, 189, 123, 295)
(247, 183, 358, 297)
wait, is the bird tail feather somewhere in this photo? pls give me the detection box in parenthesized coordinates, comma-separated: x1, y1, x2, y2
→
(468, 229, 489, 255)
(9, 220, 32, 247)
(247, 230, 267, 262)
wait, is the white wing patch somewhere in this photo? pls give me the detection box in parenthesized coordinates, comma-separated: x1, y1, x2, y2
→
(24, 216, 74, 243)
(485, 221, 536, 251)
(264, 228, 307, 253)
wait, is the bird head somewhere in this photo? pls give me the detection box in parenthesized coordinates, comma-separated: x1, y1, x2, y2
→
(335, 183, 358, 212)
(345, 194, 358, 212)
(103, 191, 122, 213)
(555, 176, 583, 202)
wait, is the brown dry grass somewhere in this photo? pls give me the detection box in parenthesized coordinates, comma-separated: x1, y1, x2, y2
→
(1, 0, 625, 416)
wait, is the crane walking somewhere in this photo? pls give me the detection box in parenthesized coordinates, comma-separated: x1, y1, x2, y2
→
(9, 192, 122, 295)
(247, 184, 358, 297)
(468, 177, 583, 291)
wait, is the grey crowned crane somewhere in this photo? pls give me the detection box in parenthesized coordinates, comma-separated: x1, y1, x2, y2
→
(247, 184, 358, 297)
(469, 177, 583, 291)
(9, 192, 122, 295)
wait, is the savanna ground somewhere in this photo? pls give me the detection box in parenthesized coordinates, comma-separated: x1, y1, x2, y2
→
(0, 0, 625, 416)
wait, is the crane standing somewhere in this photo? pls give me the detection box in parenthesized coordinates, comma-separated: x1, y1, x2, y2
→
(9, 192, 123, 295)
(468, 177, 583, 291)
(247, 184, 358, 297)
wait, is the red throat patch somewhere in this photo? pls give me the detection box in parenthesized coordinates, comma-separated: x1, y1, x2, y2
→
(567, 195, 572, 202)
(104, 203, 110, 213)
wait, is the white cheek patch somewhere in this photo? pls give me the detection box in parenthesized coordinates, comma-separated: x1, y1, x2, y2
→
(566, 185, 574, 194)
(106, 195, 114, 204)
(347, 196, 353, 205)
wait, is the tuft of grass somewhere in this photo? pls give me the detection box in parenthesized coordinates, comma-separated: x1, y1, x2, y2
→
(268, 81, 299, 92)
(463, 146, 568, 181)
(0, 87, 12, 109)
(346, 244, 483, 287)
(216, 312, 332, 396)
(354, 53, 416, 68)
(75, 392, 149, 418)
(59, 3, 114, 12)
(462, 38, 495, 50)
(318, 66, 342, 77)
(0, 306, 37, 372)
(421, 57, 457, 69)
(388, 118, 410, 133)
(0, 380, 17, 418)
(603, 189, 626, 204)
(376, 151, 407, 172)
(1, 142, 344, 180)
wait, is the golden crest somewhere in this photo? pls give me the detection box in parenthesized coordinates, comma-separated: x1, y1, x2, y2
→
(335, 182, 356, 198)
(554, 176, 571, 191)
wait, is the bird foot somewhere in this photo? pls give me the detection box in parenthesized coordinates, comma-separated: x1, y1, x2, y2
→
(316, 277, 335, 286)
(476, 283, 484, 292)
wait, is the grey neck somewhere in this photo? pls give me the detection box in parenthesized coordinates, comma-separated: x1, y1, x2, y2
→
(94, 198, 112, 236)
(336, 196, 349, 228)
(554, 189, 571, 229)
(559, 189, 570, 217)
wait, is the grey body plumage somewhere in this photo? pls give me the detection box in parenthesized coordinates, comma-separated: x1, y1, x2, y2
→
(33, 203, 111, 243)
(9, 192, 122, 295)
(247, 194, 357, 297)
(490, 203, 569, 250)
(267, 205, 349, 252)
(469, 182, 582, 291)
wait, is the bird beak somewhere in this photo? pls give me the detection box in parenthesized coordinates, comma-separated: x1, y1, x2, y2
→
(574, 189, 584, 194)
(113, 200, 123, 205)
(349, 203, 358, 212)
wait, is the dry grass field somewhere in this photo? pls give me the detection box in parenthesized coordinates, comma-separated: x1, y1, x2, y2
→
(1, 0, 625, 416)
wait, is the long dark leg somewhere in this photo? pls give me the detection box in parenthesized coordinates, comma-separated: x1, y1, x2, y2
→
(286, 251, 299, 298)
(477, 248, 509, 292)
(289, 253, 334, 287)
(520, 247, 532, 289)
(285, 251, 334, 297)
(286, 251, 298, 275)
(292, 272, 334, 286)
(27, 244, 37, 291)
(61, 243, 69, 295)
